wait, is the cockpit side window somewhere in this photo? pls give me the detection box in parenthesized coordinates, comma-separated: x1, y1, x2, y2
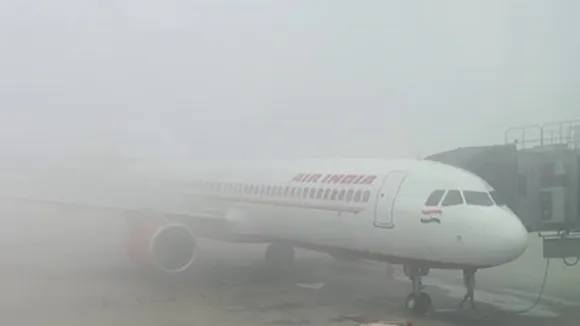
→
(441, 190, 463, 206)
(424, 189, 445, 206)
(463, 190, 494, 206)
(489, 190, 505, 206)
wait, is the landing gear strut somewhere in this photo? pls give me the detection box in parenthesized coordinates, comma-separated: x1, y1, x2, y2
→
(403, 265, 432, 315)
(385, 263, 395, 279)
(265, 243, 295, 271)
(460, 268, 477, 310)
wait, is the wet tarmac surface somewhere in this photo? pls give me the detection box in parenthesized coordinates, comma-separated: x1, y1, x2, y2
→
(0, 202, 579, 326)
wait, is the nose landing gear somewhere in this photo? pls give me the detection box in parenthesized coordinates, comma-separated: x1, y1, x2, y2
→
(460, 268, 477, 310)
(403, 265, 432, 315)
(400, 265, 480, 315)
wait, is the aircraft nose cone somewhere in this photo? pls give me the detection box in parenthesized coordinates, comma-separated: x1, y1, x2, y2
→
(501, 215, 528, 262)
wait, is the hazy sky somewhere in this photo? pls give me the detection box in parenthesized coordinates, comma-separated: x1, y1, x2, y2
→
(0, 1, 577, 162)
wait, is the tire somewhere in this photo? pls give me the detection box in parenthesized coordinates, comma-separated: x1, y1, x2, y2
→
(405, 292, 432, 315)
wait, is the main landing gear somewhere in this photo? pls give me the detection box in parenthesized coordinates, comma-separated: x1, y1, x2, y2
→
(265, 242, 295, 271)
(403, 265, 432, 315)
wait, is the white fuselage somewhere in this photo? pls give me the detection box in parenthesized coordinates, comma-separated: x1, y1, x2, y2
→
(143, 158, 528, 270)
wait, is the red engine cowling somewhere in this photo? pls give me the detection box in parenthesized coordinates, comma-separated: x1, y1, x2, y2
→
(126, 219, 197, 274)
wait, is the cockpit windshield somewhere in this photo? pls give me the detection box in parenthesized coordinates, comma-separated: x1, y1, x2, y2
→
(441, 190, 463, 206)
(462, 190, 494, 206)
(424, 189, 445, 206)
(424, 189, 504, 207)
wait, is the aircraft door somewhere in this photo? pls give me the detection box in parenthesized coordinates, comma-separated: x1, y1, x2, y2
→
(373, 171, 408, 228)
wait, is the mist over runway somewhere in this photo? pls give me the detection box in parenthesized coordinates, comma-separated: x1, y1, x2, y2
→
(1, 202, 579, 326)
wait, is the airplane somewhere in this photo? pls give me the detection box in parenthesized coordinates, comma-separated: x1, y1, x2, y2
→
(0, 157, 528, 315)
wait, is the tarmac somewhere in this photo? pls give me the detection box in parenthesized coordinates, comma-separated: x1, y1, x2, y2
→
(1, 201, 579, 326)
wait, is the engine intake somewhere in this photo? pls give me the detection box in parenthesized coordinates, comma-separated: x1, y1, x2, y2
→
(127, 220, 197, 274)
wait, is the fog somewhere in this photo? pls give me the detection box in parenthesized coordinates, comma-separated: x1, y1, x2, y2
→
(0, 1, 577, 164)
(0, 1, 579, 326)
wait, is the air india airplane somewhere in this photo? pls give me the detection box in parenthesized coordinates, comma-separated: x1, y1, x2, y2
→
(2, 158, 529, 315)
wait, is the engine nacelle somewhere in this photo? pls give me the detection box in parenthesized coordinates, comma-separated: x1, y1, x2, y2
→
(126, 219, 197, 274)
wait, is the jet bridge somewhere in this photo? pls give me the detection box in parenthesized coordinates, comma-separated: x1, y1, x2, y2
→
(427, 119, 580, 264)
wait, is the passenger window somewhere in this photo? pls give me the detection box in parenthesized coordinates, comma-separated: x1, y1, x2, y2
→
(316, 188, 323, 199)
(289, 187, 296, 197)
(353, 190, 362, 202)
(330, 189, 338, 200)
(425, 189, 445, 206)
(441, 190, 463, 206)
(296, 187, 303, 198)
(346, 189, 354, 202)
(463, 190, 494, 206)
(362, 190, 371, 202)
(310, 188, 317, 199)
(323, 189, 331, 200)
(303, 187, 310, 199)
(338, 189, 346, 201)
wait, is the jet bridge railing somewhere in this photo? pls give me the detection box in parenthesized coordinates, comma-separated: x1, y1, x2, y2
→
(505, 119, 580, 150)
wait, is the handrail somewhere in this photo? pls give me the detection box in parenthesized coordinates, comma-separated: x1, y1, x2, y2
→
(505, 119, 580, 149)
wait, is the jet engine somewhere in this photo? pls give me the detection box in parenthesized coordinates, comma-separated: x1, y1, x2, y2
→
(126, 219, 197, 274)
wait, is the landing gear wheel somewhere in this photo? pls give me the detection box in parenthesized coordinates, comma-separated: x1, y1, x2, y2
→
(403, 265, 432, 315)
(405, 292, 432, 315)
(265, 243, 295, 271)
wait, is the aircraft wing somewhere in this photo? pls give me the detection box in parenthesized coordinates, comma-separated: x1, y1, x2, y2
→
(0, 173, 226, 222)
(0, 167, 261, 242)
(0, 194, 222, 220)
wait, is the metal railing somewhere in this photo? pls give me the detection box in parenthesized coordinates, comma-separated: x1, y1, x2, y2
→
(505, 119, 580, 150)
